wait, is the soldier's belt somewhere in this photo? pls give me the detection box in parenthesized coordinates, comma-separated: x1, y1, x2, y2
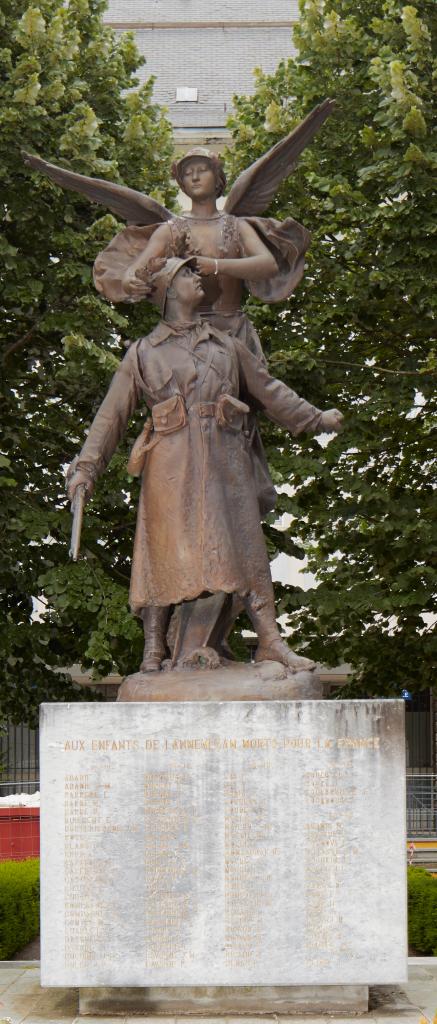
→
(152, 393, 249, 432)
(127, 393, 251, 477)
(197, 394, 250, 430)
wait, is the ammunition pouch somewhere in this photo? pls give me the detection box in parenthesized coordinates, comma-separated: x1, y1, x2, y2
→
(127, 395, 188, 477)
(152, 394, 188, 434)
(215, 393, 250, 431)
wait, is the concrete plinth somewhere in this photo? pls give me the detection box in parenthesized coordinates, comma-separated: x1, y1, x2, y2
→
(79, 983, 369, 1015)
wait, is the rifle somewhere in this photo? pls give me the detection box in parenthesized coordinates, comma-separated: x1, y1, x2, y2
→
(69, 483, 86, 561)
(66, 457, 87, 561)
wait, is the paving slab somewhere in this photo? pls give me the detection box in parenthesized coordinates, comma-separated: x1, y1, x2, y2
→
(71, 1018, 127, 1024)
(22, 987, 78, 1019)
(0, 971, 27, 995)
(397, 982, 436, 1022)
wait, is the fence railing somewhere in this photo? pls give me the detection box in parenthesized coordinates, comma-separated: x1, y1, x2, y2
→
(406, 774, 437, 837)
(0, 779, 40, 798)
(0, 722, 39, 791)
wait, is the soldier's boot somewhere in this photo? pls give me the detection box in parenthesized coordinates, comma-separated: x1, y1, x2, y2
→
(243, 588, 315, 674)
(140, 606, 170, 672)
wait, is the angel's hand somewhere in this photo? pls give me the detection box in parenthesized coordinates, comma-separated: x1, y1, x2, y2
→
(122, 267, 152, 300)
(195, 256, 218, 276)
(319, 409, 344, 434)
(124, 258, 167, 301)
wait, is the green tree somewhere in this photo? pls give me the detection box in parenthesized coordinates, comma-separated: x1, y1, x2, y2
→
(225, 0, 436, 694)
(1, 0, 176, 726)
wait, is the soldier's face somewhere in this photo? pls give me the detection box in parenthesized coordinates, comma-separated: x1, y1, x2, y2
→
(180, 159, 217, 199)
(172, 266, 204, 307)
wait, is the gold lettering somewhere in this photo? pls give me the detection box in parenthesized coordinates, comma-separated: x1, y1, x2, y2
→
(241, 737, 277, 749)
(282, 737, 312, 748)
(90, 738, 140, 751)
(337, 736, 380, 749)
(64, 739, 85, 751)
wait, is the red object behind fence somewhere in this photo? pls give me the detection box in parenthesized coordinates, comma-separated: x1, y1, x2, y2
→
(0, 807, 40, 860)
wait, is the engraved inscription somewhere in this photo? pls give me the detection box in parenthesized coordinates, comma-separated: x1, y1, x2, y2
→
(223, 766, 277, 967)
(63, 773, 114, 968)
(143, 769, 194, 969)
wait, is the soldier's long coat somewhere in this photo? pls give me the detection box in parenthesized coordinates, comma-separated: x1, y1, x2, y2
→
(76, 321, 322, 613)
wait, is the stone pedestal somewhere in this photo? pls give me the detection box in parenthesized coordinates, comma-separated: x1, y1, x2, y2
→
(40, 698, 407, 1012)
(79, 983, 369, 1015)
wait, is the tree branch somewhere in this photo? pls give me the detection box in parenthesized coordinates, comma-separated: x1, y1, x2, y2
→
(321, 358, 436, 376)
(3, 326, 36, 362)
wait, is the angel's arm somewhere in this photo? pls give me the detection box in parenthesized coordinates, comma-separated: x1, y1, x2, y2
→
(122, 223, 172, 300)
(196, 221, 277, 281)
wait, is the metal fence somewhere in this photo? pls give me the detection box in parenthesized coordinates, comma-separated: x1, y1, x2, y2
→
(405, 708, 431, 769)
(0, 780, 40, 797)
(0, 723, 39, 796)
(406, 774, 437, 837)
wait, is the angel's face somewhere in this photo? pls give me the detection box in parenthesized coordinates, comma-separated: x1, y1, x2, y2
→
(180, 158, 217, 200)
(171, 265, 204, 307)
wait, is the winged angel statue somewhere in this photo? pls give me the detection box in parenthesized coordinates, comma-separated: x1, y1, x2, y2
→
(23, 99, 340, 674)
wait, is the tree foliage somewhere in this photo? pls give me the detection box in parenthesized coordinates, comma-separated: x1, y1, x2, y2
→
(0, 0, 176, 726)
(2, 0, 435, 723)
(225, 0, 436, 695)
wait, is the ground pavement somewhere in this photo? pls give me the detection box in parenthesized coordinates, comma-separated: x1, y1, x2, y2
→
(0, 961, 436, 1024)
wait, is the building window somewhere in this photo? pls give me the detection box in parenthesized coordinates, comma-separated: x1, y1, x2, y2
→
(176, 87, 198, 102)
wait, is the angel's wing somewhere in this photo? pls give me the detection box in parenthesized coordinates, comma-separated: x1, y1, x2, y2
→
(21, 151, 172, 225)
(224, 98, 335, 217)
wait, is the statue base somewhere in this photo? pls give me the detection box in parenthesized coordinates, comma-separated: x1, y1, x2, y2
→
(79, 983, 369, 1015)
(40, 699, 407, 995)
(117, 659, 325, 702)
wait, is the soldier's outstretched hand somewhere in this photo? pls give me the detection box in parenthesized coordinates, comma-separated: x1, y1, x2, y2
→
(319, 408, 344, 434)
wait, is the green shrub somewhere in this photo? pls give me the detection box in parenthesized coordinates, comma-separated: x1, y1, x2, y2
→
(408, 866, 437, 955)
(0, 858, 40, 959)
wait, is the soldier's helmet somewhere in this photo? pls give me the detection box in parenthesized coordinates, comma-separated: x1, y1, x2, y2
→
(172, 147, 227, 198)
(138, 256, 199, 314)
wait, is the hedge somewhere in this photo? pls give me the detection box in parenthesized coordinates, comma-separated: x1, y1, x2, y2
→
(0, 858, 40, 959)
(408, 866, 437, 955)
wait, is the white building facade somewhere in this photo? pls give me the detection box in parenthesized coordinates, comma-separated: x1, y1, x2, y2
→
(104, 1, 299, 148)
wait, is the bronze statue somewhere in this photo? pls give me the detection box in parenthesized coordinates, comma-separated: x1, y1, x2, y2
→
(62, 255, 342, 672)
(22, 99, 342, 674)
